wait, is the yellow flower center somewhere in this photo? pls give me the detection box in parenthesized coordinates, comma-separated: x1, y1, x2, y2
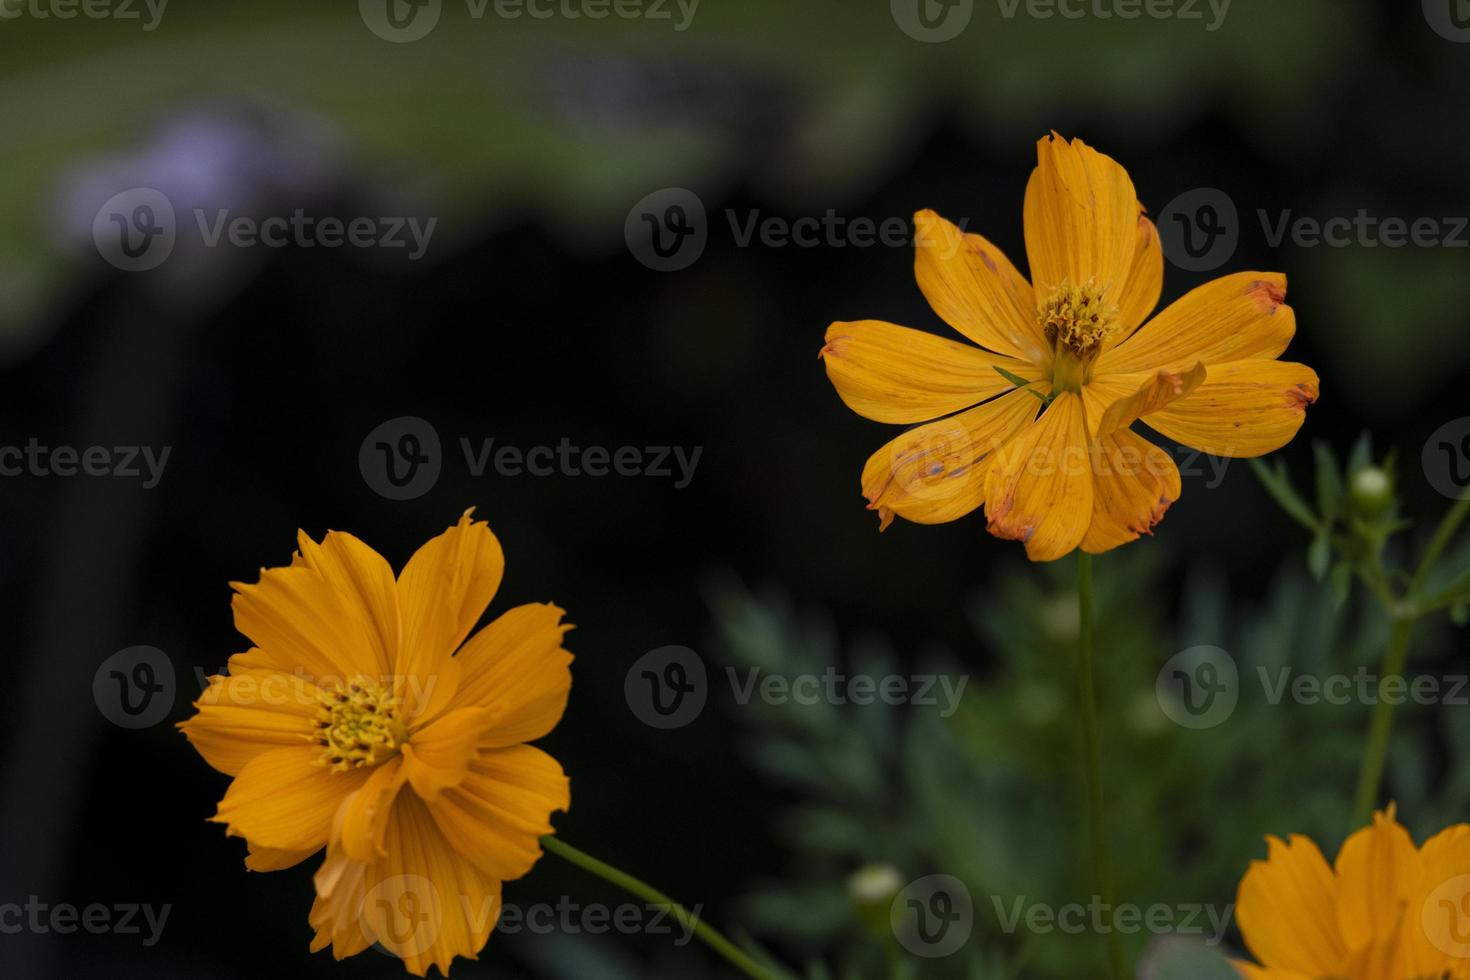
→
(313, 677, 408, 772)
(1039, 279, 1118, 392)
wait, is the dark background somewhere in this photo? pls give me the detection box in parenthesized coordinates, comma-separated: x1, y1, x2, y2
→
(1, 1, 1468, 977)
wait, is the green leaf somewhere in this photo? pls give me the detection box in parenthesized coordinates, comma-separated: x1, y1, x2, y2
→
(1309, 532, 1331, 580)
(1250, 458, 1321, 532)
(1346, 432, 1373, 478)
(1314, 440, 1344, 521)
(1330, 562, 1353, 609)
(992, 365, 1053, 405)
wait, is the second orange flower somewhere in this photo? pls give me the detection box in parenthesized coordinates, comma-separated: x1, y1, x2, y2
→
(820, 133, 1319, 561)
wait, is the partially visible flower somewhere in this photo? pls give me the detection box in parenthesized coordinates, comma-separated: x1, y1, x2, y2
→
(820, 133, 1319, 560)
(180, 511, 573, 976)
(1234, 805, 1470, 978)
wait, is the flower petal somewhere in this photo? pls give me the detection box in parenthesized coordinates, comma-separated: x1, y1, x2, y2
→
(820, 319, 1035, 424)
(1109, 213, 1163, 348)
(1143, 360, 1319, 458)
(231, 550, 387, 684)
(396, 511, 504, 720)
(428, 745, 570, 881)
(337, 757, 409, 863)
(1095, 362, 1207, 440)
(1023, 133, 1140, 303)
(1334, 806, 1418, 956)
(860, 388, 1041, 530)
(1098, 272, 1294, 375)
(912, 209, 1046, 363)
(1080, 429, 1181, 555)
(1400, 822, 1470, 976)
(311, 792, 503, 977)
(1236, 834, 1347, 975)
(404, 707, 497, 801)
(179, 668, 321, 776)
(983, 390, 1093, 561)
(244, 842, 318, 872)
(294, 530, 400, 679)
(448, 603, 573, 747)
(211, 746, 370, 853)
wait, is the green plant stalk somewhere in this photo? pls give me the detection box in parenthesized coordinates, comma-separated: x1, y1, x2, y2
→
(539, 835, 785, 980)
(1076, 553, 1127, 980)
(1349, 615, 1416, 829)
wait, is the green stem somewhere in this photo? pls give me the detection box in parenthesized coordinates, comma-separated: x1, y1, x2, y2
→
(1076, 553, 1127, 980)
(539, 835, 785, 980)
(1349, 616, 1417, 829)
(1410, 495, 1470, 597)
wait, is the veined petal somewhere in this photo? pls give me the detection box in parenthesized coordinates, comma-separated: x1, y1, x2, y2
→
(337, 757, 408, 863)
(1143, 360, 1319, 458)
(1109, 213, 1163, 348)
(983, 390, 1093, 562)
(448, 603, 573, 748)
(1236, 834, 1347, 975)
(1095, 362, 1207, 440)
(820, 319, 1035, 424)
(861, 388, 1041, 530)
(179, 668, 321, 776)
(1080, 429, 1181, 555)
(311, 792, 503, 977)
(244, 842, 318, 872)
(1401, 823, 1470, 977)
(1023, 133, 1140, 304)
(211, 745, 370, 853)
(1230, 963, 1311, 980)
(1334, 807, 1418, 958)
(428, 745, 570, 881)
(294, 530, 400, 679)
(1098, 272, 1294, 375)
(231, 558, 386, 684)
(912, 210, 1046, 363)
(404, 707, 497, 801)
(396, 512, 504, 721)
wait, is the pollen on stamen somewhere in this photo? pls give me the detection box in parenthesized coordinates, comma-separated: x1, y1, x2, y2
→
(313, 676, 408, 772)
(1039, 279, 1119, 357)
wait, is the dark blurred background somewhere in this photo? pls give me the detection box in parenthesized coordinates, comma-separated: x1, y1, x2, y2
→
(1, 1, 1469, 977)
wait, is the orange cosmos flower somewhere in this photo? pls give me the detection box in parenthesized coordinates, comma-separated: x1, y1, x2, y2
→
(180, 511, 572, 976)
(1234, 806, 1470, 979)
(820, 133, 1319, 561)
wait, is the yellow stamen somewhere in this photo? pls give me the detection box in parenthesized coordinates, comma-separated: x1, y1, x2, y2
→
(1039, 279, 1118, 392)
(312, 677, 407, 771)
